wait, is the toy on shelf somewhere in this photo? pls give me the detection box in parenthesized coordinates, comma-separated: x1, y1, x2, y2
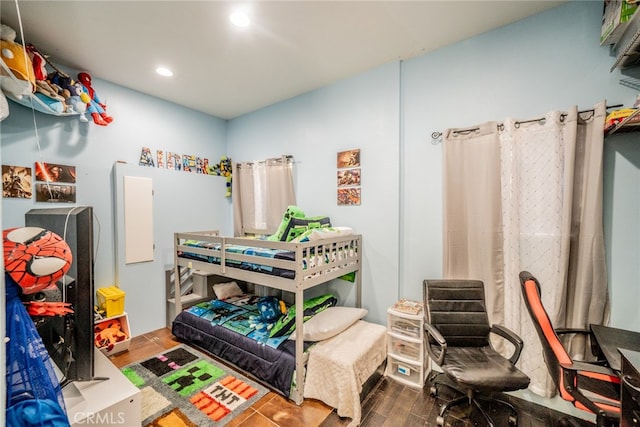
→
(0, 23, 35, 99)
(94, 318, 128, 353)
(0, 23, 109, 122)
(206, 156, 233, 197)
(48, 70, 90, 120)
(78, 72, 113, 126)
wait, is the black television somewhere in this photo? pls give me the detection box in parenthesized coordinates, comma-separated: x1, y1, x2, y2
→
(25, 206, 95, 384)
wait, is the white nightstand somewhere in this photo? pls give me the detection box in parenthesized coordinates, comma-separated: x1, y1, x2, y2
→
(385, 306, 427, 389)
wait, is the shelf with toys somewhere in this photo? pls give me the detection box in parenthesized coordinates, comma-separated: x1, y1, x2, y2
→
(604, 104, 640, 136)
(0, 23, 112, 125)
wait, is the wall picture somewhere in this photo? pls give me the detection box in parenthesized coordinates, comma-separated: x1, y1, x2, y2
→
(183, 154, 196, 172)
(157, 150, 165, 169)
(337, 149, 360, 169)
(2, 165, 32, 199)
(139, 147, 155, 167)
(35, 183, 76, 203)
(34, 162, 76, 183)
(337, 168, 361, 187)
(337, 188, 361, 206)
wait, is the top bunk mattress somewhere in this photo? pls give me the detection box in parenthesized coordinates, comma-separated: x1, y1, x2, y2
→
(179, 241, 296, 278)
(176, 231, 361, 282)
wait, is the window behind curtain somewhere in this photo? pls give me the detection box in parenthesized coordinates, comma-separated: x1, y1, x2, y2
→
(232, 155, 296, 237)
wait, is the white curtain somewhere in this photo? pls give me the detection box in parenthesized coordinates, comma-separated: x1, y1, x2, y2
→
(232, 156, 296, 236)
(443, 101, 609, 397)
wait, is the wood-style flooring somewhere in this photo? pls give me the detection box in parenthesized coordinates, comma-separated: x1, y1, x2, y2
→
(109, 328, 595, 427)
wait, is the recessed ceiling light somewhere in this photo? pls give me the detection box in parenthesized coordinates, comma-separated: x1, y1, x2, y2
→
(156, 67, 173, 77)
(230, 11, 250, 28)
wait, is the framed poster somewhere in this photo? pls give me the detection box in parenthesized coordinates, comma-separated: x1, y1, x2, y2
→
(337, 149, 360, 169)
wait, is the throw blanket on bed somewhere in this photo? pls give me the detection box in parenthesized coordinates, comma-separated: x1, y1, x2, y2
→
(303, 320, 387, 427)
(186, 295, 290, 349)
(181, 241, 294, 274)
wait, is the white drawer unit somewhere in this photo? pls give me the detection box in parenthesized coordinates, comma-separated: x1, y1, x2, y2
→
(385, 307, 427, 389)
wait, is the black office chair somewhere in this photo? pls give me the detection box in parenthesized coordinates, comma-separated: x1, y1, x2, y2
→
(519, 271, 620, 427)
(423, 279, 530, 427)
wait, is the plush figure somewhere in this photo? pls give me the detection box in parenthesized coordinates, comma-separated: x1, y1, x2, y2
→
(47, 71, 90, 119)
(205, 156, 233, 197)
(26, 301, 74, 317)
(257, 296, 283, 323)
(25, 43, 48, 81)
(77, 72, 113, 126)
(218, 156, 232, 197)
(0, 90, 8, 121)
(94, 319, 127, 352)
(3, 227, 73, 295)
(0, 24, 35, 98)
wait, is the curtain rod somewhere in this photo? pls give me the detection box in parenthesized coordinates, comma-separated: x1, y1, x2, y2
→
(236, 154, 294, 167)
(430, 104, 622, 143)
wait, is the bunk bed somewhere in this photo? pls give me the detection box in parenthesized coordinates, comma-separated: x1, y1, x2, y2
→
(170, 230, 381, 412)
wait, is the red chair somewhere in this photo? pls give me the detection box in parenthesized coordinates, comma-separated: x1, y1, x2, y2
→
(519, 271, 621, 427)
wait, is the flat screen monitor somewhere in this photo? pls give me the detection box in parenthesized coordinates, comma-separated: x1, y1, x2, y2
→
(25, 206, 95, 383)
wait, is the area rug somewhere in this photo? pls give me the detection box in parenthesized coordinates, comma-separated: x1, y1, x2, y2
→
(121, 344, 269, 426)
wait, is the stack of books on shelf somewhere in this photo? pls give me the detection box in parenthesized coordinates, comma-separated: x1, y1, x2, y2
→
(391, 298, 422, 315)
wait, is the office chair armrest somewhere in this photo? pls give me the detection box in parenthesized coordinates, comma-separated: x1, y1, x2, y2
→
(555, 328, 590, 335)
(490, 324, 524, 364)
(424, 322, 447, 366)
(561, 360, 621, 379)
(556, 328, 604, 360)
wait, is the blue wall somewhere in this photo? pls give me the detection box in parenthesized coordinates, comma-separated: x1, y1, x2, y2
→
(1, 80, 230, 334)
(2, 1, 638, 333)
(227, 1, 640, 329)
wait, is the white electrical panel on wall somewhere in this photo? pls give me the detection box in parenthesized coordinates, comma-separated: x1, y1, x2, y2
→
(123, 176, 154, 264)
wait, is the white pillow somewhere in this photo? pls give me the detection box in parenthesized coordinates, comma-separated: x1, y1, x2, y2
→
(212, 281, 243, 300)
(289, 306, 367, 341)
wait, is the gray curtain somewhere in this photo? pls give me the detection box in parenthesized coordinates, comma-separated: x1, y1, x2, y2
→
(442, 101, 609, 397)
(232, 156, 296, 237)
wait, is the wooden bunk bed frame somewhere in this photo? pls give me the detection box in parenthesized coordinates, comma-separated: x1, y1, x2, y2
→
(172, 230, 362, 404)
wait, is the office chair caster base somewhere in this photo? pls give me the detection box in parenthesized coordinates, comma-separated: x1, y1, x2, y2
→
(430, 385, 438, 397)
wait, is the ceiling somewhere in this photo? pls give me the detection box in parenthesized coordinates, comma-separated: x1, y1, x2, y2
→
(0, 1, 565, 120)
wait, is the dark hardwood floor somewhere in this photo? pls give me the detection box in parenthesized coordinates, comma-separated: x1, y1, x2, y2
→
(109, 328, 596, 427)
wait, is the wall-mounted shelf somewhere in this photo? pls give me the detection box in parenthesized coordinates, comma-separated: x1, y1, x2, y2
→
(605, 108, 640, 136)
(611, 10, 640, 71)
(0, 58, 86, 119)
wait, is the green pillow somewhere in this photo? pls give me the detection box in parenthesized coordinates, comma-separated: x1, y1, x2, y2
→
(269, 294, 337, 338)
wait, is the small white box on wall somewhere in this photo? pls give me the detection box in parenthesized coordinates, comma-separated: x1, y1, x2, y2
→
(123, 176, 154, 263)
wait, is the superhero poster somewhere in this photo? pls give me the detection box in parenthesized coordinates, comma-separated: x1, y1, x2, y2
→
(34, 162, 76, 183)
(2, 165, 32, 199)
(35, 183, 76, 203)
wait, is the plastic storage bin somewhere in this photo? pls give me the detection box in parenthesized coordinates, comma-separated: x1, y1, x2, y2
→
(96, 286, 126, 318)
(94, 313, 131, 356)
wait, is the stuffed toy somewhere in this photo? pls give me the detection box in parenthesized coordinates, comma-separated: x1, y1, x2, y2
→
(0, 90, 8, 121)
(25, 43, 48, 81)
(3, 227, 72, 295)
(94, 319, 127, 352)
(219, 156, 232, 197)
(0, 24, 34, 98)
(77, 72, 113, 126)
(205, 156, 233, 197)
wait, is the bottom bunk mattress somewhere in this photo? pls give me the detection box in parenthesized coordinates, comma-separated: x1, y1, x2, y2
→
(171, 308, 304, 398)
(171, 294, 387, 421)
